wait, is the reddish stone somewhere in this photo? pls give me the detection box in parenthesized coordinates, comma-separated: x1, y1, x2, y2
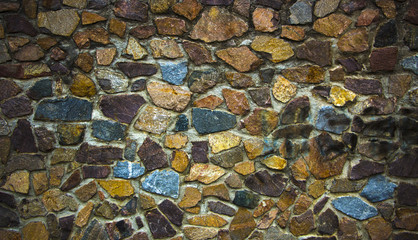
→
(99, 94, 146, 124)
(405, 0, 418, 25)
(155, 17, 186, 36)
(193, 95, 223, 110)
(82, 166, 111, 178)
(50, 47, 67, 61)
(14, 44, 44, 61)
(337, 28, 369, 53)
(370, 47, 398, 72)
(172, 0, 202, 20)
(114, 0, 148, 21)
(130, 25, 156, 39)
(0, 63, 51, 79)
(241, 108, 279, 136)
(117, 62, 158, 77)
(0, 79, 21, 101)
(137, 137, 168, 171)
(344, 78, 382, 95)
(252, 7, 279, 32)
(248, 87, 271, 107)
(60, 169, 81, 191)
(222, 88, 250, 115)
(75, 52, 93, 72)
(191, 141, 209, 163)
(75, 143, 123, 165)
(0, 2, 20, 12)
(388, 74, 412, 98)
(295, 40, 331, 67)
(73, 28, 110, 48)
(183, 40, 215, 65)
(394, 208, 418, 231)
(338, 57, 362, 73)
(281, 25, 305, 41)
(357, 9, 380, 26)
(37, 37, 57, 50)
(350, 96, 396, 115)
(340, 0, 366, 14)
(216, 46, 263, 72)
(11, 119, 37, 153)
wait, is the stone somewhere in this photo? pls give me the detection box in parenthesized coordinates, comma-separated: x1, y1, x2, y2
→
(253, 8, 279, 32)
(393, 232, 418, 240)
(357, 9, 380, 26)
(0, 205, 19, 227)
(405, 0, 418, 24)
(340, 0, 366, 13)
(249, 87, 271, 107)
(234, 161, 255, 175)
(75, 52, 93, 72)
(165, 134, 188, 149)
(92, 120, 126, 141)
(262, 155, 287, 170)
(296, 40, 331, 67)
(160, 61, 188, 85)
(313, 14, 352, 37)
(358, 140, 399, 161)
(397, 182, 418, 206)
(75, 202, 94, 227)
(50, 148, 75, 165)
(173, 0, 202, 20)
(147, 81, 192, 112)
(226, 173, 243, 189)
(233, 190, 260, 208)
(118, 62, 158, 78)
(37, 9, 80, 36)
(202, 0, 233, 5)
(208, 132, 240, 154)
(0, 229, 21, 239)
(183, 227, 217, 240)
(401, 54, 418, 74)
(155, 17, 186, 36)
(106, 219, 134, 240)
(370, 47, 398, 72)
(338, 57, 362, 72)
(142, 170, 179, 198)
(186, 164, 225, 184)
(0, 137, 10, 164)
(252, 36, 293, 63)
(314, 0, 340, 17)
(253, 199, 275, 218)
(0, 1, 20, 12)
(216, 46, 263, 72)
(308, 180, 326, 198)
(329, 86, 356, 107)
(35, 97, 92, 121)
(114, 161, 145, 179)
(316, 106, 351, 134)
(42, 189, 76, 212)
(203, 183, 230, 200)
(122, 38, 146, 60)
(121, 197, 137, 216)
(225, 72, 255, 88)
(289, 210, 315, 236)
(179, 187, 201, 209)
(259, 68, 275, 83)
(350, 96, 396, 115)
(293, 193, 313, 214)
(222, 88, 250, 115)
(81, 11, 106, 25)
(0, 79, 21, 101)
(99, 94, 145, 124)
(332, 196, 378, 220)
(175, 115, 189, 132)
(191, 7, 248, 42)
(207, 201, 235, 217)
(374, 20, 397, 47)
(289, 0, 313, 24)
(75, 143, 123, 165)
(183, 40, 215, 65)
(245, 170, 287, 197)
(150, 39, 183, 59)
(291, 158, 309, 182)
(329, 179, 365, 193)
(61, 169, 81, 191)
(318, 209, 338, 235)
(57, 124, 85, 145)
(96, 48, 116, 65)
(75, 181, 97, 202)
(134, 105, 172, 135)
(5, 154, 45, 173)
(194, 95, 223, 110)
(109, 18, 126, 37)
(49, 165, 65, 186)
(233, 0, 251, 17)
(137, 137, 168, 170)
(338, 217, 359, 240)
(145, 209, 176, 238)
(360, 175, 396, 202)
(338, 28, 369, 53)
(149, 0, 175, 13)
(366, 216, 392, 240)
(63, 0, 87, 8)
(5, 14, 37, 36)
(376, 0, 396, 18)
(257, 208, 278, 229)
(10, 119, 37, 153)
(22, 221, 49, 240)
(114, 0, 148, 21)
(350, 160, 384, 180)
(281, 96, 310, 125)
(70, 73, 96, 97)
(229, 208, 256, 240)
(139, 193, 156, 210)
(188, 214, 227, 227)
(191, 141, 209, 163)
(131, 79, 146, 92)
(98, 180, 134, 199)
(242, 108, 279, 135)
(272, 76, 297, 103)
(394, 208, 418, 231)
(281, 25, 305, 41)
(82, 165, 111, 178)
(26, 79, 53, 100)
(282, 65, 325, 83)
(82, 219, 110, 239)
(37, 37, 57, 50)
(188, 69, 219, 93)
(277, 187, 298, 211)
(192, 108, 236, 134)
(18, 198, 47, 219)
(388, 74, 412, 97)
(14, 44, 44, 61)
(329, 66, 345, 81)
(1, 96, 33, 118)
(158, 199, 183, 226)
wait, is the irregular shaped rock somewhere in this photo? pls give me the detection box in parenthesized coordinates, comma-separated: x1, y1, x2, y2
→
(165, 134, 188, 149)
(209, 132, 241, 154)
(194, 95, 223, 110)
(75, 202, 94, 227)
(253, 8, 279, 32)
(155, 17, 186, 36)
(332, 196, 378, 220)
(223, 88, 250, 115)
(281, 96, 310, 125)
(27, 79, 52, 100)
(272, 124, 314, 139)
(242, 108, 279, 135)
(188, 69, 219, 93)
(147, 81, 192, 112)
(388, 74, 412, 98)
(313, 14, 352, 37)
(337, 28, 369, 53)
(10, 119, 37, 153)
(14, 44, 44, 61)
(173, 0, 202, 20)
(82, 219, 110, 239)
(360, 175, 396, 202)
(106, 219, 134, 240)
(230, 208, 256, 240)
(60, 169, 81, 191)
(249, 87, 271, 107)
(357, 9, 380, 26)
(318, 209, 339, 235)
(225, 72, 255, 89)
(35, 97, 92, 121)
(281, 25, 305, 41)
(272, 76, 297, 103)
(158, 199, 183, 226)
(22, 221, 49, 240)
(366, 216, 392, 240)
(296, 40, 331, 67)
(187, 214, 227, 227)
(289, 0, 313, 24)
(245, 170, 287, 197)
(70, 73, 96, 98)
(150, 39, 183, 59)
(183, 227, 217, 240)
(289, 210, 315, 236)
(160, 61, 188, 85)
(192, 108, 236, 134)
(183, 40, 215, 65)
(75, 181, 97, 202)
(316, 106, 351, 134)
(370, 47, 398, 72)
(358, 140, 399, 161)
(0, 79, 21, 101)
(149, 0, 175, 13)
(262, 155, 287, 170)
(179, 187, 201, 209)
(208, 201, 236, 216)
(42, 189, 76, 212)
(114, 161, 145, 179)
(216, 46, 263, 72)
(401, 54, 418, 75)
(37, 9, 80, 36)
(109, 18, 126, 37)
(134, 105, 172, 135)
(81, 11, 106, 25)
(1, 170, 30, 194)
(329, 86, 356, 107)
(99, 94, 145, 124)
(1, 96, 33, 118)
(82, 165, 111, 178)
(282, 65, 325, 83)
(98, 180, 134, 199)
(118, 62, 158, 78)
(350, 96, 396, 115)
(175, 115, 189, 132)
(350, 160, 385, 180)
(114, 0, 148, 21)
(137, 137, 168, 171)
(186, 164, 225, 184)
(251, 36, 294, 63)
(314, 0, 340, 17)
(330, 179, 365, 193)
(394, 208, 418, 231)
(374, 20, 397, 47)
(142, 170, 179, 198)
(75, 143, 123, 165)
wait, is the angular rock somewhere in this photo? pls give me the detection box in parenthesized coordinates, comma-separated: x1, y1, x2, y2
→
(350, 96, 396, 115)
(350, 160, 384, 180)
(42, 189, 76, 212)
(118, 62, 158, 78)
(96, 201, 119, 220)
(313, 14, 352, 37)
(388, 74, 412, 98)
(318, 209, 339, 235)
(75, 202, 94, 227)
(192, 108, 236, 134)
(191, 141, 209, 163)
(18, 198, 47, 219)
(188, 69, 219, 93)
(150, 39, 183, 59)
(357, 9, 380, 26)
(14, 44, 44, 61)
(35, 97, 92, 121)
(370, 47, 398, 72)
(106, 219, 134, 240)
(109, 18, 126, 37)
(155, 17, 186, 36)
(82, 219, 110, 239)
(332, 196, 378, 220)
(337, 28, 369, 53)
(134, 105, 172, 135)
(314, 0, 340, 17)
(38, 9, 79, 36)
(0, 79, 21, 101)
(175, 114, 189, 132)
(216, 46, 263, 72)
(374, 20, 397, 47)
(5, 14, 37, 36)
(173, 0, 202, 20)
(75, 181, 97, 202)
(366, 216, 392, 240)
(251, 36, 293, 63)
(96, 47, 116, 65)
(272, 76, 297, 103)
(114, 161, 145, 179)
(230, 208, 256, 240)
(183, 40, 215, 65)
(142, 170, 179, 198)
(60, 169, 81, 191)
(165, 134, 188, 149)
(179, 187, 201, 209)
(289, 210, 315, 236)
(121, 197, 137, 216)
(137, 137, 167, 171)
(75, 52, 93, 72)
(75, 143, 123, 165)
(225, 72, 255, 88)
(329, 86, 356, 107)
(146, 209, 176, 238)
(149, 0, 176, 13)
(249, 87, 271, 107)
(222, 88, 250, 115)
(147, 81, 192, 112)
(242, 108, 279, 135)
(114, 0, 148, 21)
(316, 106, 351, 134)
(81, 11, 106, 25)
(296, 40, 331, 67)
(329, 179, 365, 193)
(397, 182, 418, 206)
(358, 140, 399, 161)
(245, 170, 287, 197)
(360, 175, 396, 202)
(273, 124, 313, 139)
(186, 163, 225, 184)
(130, 25, 155, 39)
(160, 61, 188, 85)
(289, 0, 313, 24)
(131, 79, 146, 92)
(158, 199, 183, 226)
(10, 119, 37, 153)
(22, 221, 49, 240)
(26, 79, 53, 100)
(92, 120, 126, 141)
(376, 0, 396, 18)
(344, 78, 382, 95)
(0, 63, 50, 80)
(401, 54, 418, 74)
(281, 25, 305, 41)
(183, 227, 217, 240)
(338, 57, 362, 72)
(98, 180, 134, 199)
(57, 124, 85, 145)
(203, 183, 230, 201)
(99, 94, 145, 124)
(282, 65, 325, 83)
(187, 214, 227, 227)
(1, 96, 33, 118)
(394, 208, 418, 231)
(208, 201, 236, 216)
(293, 193, 313, 214)
(70, 73, 96, 97)
(194, 95, 223, 110)
(281, 96, 310, 125)
(253, 8, 279, 32)
(1, 170, 29, 194)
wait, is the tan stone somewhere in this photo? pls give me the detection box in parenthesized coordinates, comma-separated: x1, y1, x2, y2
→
(230, 208, 256, 240)
(253, 199, 275, 218)
(225, 72, 255, 88)
(291, 158, 309, 181)
(147, 81, 192, 112)
(183, 226, 217, 240)
(251, 35, 294, 63)
(37, 37, 57, 50)
(188, 214, 228, 227)
(282, 65, 325, 84)
(186, 207, 201, 214)
(308, 180, 326, 198)
(49, 165, 65, 187)
(139, 193, 156, 210)
(209, 132, 241, 153)
(75, 181, 97, 202)
(357, 9, 380, 26)
(277, 187, 298, 211)
(96, 48, 116, 65)
(171, 150, 189, 173)
(51, 148, 77, 165)
(172, 0, 202, 20)
(179, 187, 201, 209)
(70, 73, 96, 97)
(149, 0, 176, 13)
(1, 170, 29, 194)
(329, 86, 356, 107)
(376, 0, 396, 19)
(313, 13, 352, 37)
(234, 161, 255, 175)
(366, 216, 392, 240)
(203, 183, 230, 200)
(109, 18, 126, 38)
(253, 7, 279, 32)
(134, 105, 172, 135)
(277, 209, 291, 228)
(0, 229, 21, 240)
(97, 180, 134, 199)
(293, 193, 313, 215)
(257, 209, 278, 229)
(281, 25, 305, 41)
(222, 88, 250, 115)
(81, 11, 106, 25)
(14, 44, 44, 61)
(150, 39, 183, 59)
(337, 28, 369, 53)
(314, 0, 341, 18)
(42, 189, 73, 212)
(155, 17, 187, 36)
(38, 9, 80, 36)
(22, 221, 49, 240)
(75, 201, 94, 227)
(262, 155, 287, 170)
(33, 171, 49, 195)
(186, 164, 225, 184)
(225, 173, 242, 189)
(165, 133, 188, 149)
(193, 95, 223, 110)
(272, 76, 297, 103)
(216, 46, 263, 72)
(289, 210, 314, 236)
(75, 52, 93, 72)
(63, 0, 87, 8)
(7, 36, 29, 52)
(124, 37, 148, 60)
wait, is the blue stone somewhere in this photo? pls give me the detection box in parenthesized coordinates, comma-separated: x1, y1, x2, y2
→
(401, 54, 418, 74)
(192, 108, 236, 134)
(34, 97, 93, 121)
(124, 139, 138, 161)
(360, 175, 397, 202)
(232, 190, 260, 209)
(142, 170, 179, 198)
(175, 114, 188, 131)
(332, 196, 378, 220)
(316, 106, 351, 134)
(92, 120, 127, 141)
(26, 79, 53, 100)
(114, 161, 145, 179)
(289, 0, 313, 24)
(160, 61, 188, 85)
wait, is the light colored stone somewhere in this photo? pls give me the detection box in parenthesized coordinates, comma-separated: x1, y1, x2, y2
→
(96, 48, 116, 66)
(75, 201, 94, 227)
(179, 187, 201, 209)
(262, 155, 287, 170)
(184, 226, 218, 240)
(147, 81, 192, 112)
(281, 25, 305, 41)
(313, 13, 352, 37)
(33, 171, 48, 195)
(150, 39, 183, 59)
(282, 65, 325, 83)
(187, 214, 228, 227)
(97, 180, 134, 199)
(314, 0, 341, 17)
(272, 76, 297, 103)
(257, 208, 279, 229)
(216, 46, 263, 72)
(63, 0, 87, 8)
(125, 37, 148, 60)
(1, 170, 29, 194)
(251, 36, 294, 63)
(253, 7, 279, 32)
(186, 164, 226, 184)
(329, 86, 356, 107)
(165, 133, 188, 149)
(234, 161, 255, 175)
(134, 105, 172, 135)
(308, 180, 326, 198)
(37, 9, 80, 36)
(209, 132, 241, 153)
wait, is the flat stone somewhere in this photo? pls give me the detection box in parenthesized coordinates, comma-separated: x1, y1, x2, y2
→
(49, 46, 67, 61)
(340, 0, 366, 13)
(294, 193, 313, 214)
(0, 79, 21, 101)
(226, 173, 243, 189)
(75, 143, 123, 165)
(149, 0, 175, 13)
(0, 137, 10, 164)
(277, 187, 298, 212)
(10, 119, 37, 153)
(255, 0, 282, 10)
(114, 161, 145, 179)
(114, 0, 147, 21)
(296, 40, 331, 67)
(208, 132, 240, 154)
(216, 46, 263, 72)
(98, 180, 134, 199)
(75, 52, 93, 72)
(142, 170, 179, 198)
(5, 14, 37, 36)
(57, 124, 85, 145)
(172, 0, 202, 20)
(370, 47, 398, 72)
(332, 196, 378, 220)
(49, 165, 65, 186)
(18, 198, 47, 219)
(186, 163, 225, 184)
(183, 40, 215, 65)
(81, 11, 106, 25)
(230, 208, 256, 240)
(397, 182, 418, 206)
(234, 161, 255, 175)
(192, 108, 236, 134)
(242, 108, 279, 135)
(35, 97, 92, 121)
(1, 96, 33, 118)
(374, 20, 397, 47)
(160, 61, 188, 85)
(318, 209, 338, 235)
(42, 189, 76, 212)
(188, 69, 219, 93)
(316, 106, 351, 134)
(0, 229, 21, 239)
(0, 1, 20, 12)
(357, 9, 380, 26)
(139, 193, 156, 210)
(233, 190, 260, 208)
(360, 175, 396, 202)
(393, 232, 418, 240)
(122, 37, 146, 60)
(366, 216, 392, 240)
(22, 221, 49, 240)
(338, 217, 359, 240)
(308, 180, 326, 198)
(245, 170, 287, 197)
(187, 214, 227, 228)
(252, 199, 274, 218)
(70, 73, 96, 97)
(75, 202, 94, 227)
(358, 140, 399, 161)
(313, 13, 352, 37)
(38, 9, 80, 36)
(60, 169, 81, 191)
(289, 0, 313, 24)
(0, 191, 16, 209)
(150, 39, 183, 59)
(99, 94, 145, 124)
(253, 8, 279, 32)
(0, 63, 51, 79)
(134, 105, 172, 135)
(314, 0, 340, 17)
(158, 199, 183, 226)
(179, 187, 201, 209)
(257, 208, 278, 229)
(14, 44, 44, 61)
(376, 0, 396, 18)
(338, 57, 362, 72)
(337, 28, 369, 53)
(5, 154, 45, 174)
(183, 227, 217, 240)
(171, 150, 189, 172)
(291, 158, 309, 182)
(82, 219, 110, 239)
(349, 96, 396, 115)
(281, 96, 310, 125)
(130, 25, 155, 39)
(26, 79, 53, 100)
(330, 179, 365, 193)
(106, 219, 134, 240)
(175, 114, 189, 132)
(192, 141, 209, 163)
(388, 74, 412, 97)
(282, 65, 325, 83)
(272, 124, 314, 139)
(361, 117, 396, 138)
(147, 81, 192, 112)
(272, 76, 297, 103)
(252, 36, 293, 63)
(137, 137, 168, 171)
(394, 208, 418, 231)
(225, 72, 255, 88)
(37, 36, 57, 50)
(96, 48, 116, 65)
(146, 209, 176, 238)
(222, 88, 250, 115)
(75, 181, 97, 202)
(349, 160, 384, 180)
(329, 86, 356, 107)
(203, 183, 230, 201)
(96, 68, 128, 92)
(121, 197, 137, 216)
(289, 210, 315, 236)
(208, 201, 236, 216)
(191, 7, 248, 42)
(118, 62, 158, 78)
(329, 66, 345, 81)
(165, 134, 188, 149)
(92, 120, 126, 141)
(281, 25, 305, 41)
(109, 18, 126, 37)
(155, 17, 186, 36)
(194, 95, 223, 110)
(262, 155, 287, 170)
(249, 87, 271, 107)
(131, 79, 146, 92)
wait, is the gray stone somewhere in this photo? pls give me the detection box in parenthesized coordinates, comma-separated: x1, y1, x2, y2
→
(289, 0, 313, 24)
(210, 147, 243, 168)
(142, 170, 179, 198)
(360, 175, 397, 202)
(316, 106, 351, 134)
(35, 97, 92, 121)
(114, 161, 145, 179)
(332, 196, 378, 220)
(192, 108, 236, 134)
(92, 120, 127, 141)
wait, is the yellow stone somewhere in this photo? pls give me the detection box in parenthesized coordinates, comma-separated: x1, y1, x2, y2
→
(23, 63, 51, 78)
(96, 48, 117, 65)
(234, 161, 255, 175)
(262, 155, 287, 170)
(125, 37, 148, 60)
(49, 165, 65, 187)
(272, 75, 298, 103)
(171, 150, 189, 172)
(75, 201, 94, 227)
(308, 180, 326, 199)
(1, 170, 29, 194)
(313, 13, 352, 37)
(179, 187, 202, 209)
(165, 133, 188, 149)
(243, 138, 266, 160)
(70, 73, 96, 97)
(251, 35, 294, 63)
(22, 221, 49, 240)
(186, 164, 226, 184)
(97, 180, 134, 199)
(33, 171, 49, 195)
(186, 206, 201, 214)
(81, 11, 106, 25)
(209, 132, 241, 153)
(187, 214, 228, 227)
(139, 193, 156, 210)
(329, 86, 356, 107)
(291, 158, 309, 181)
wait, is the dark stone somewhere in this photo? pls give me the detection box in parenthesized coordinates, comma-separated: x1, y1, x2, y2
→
(296, 40, 331, 67)
(393, 232, 418, 240)
(82, 165, 111, 178)
(191, 141, 209, 163)
(35, 97, 93, 121)
(188, 69, 219, 93)
(349, 160, 385, 180)
(5, 154, 45, 173)
(399, 107, 418, 120)
(362, 117, 396, 138)
(59, 215, 75, 240)
(136, 216, 144, 229)
(81, 219, 110, 240)
(201, 0, 233, 6)
(248, 87, 272, 107)
(303, 237, 336, 240)
(121, 197, 137, 216)
(314, 197, 329, 214)
(114, 0, 148, 21)
(210, 147, 243, 168)
(358, 140, 399, 161)
(342, 133, 357, 151)
(183, 40, 214, 66)
(405, 0, 418, 25)
(0, 63, 51, 79)
(337, 57, 362, 72)
(374, 20, 397, 47)
(18, 198, 47, 219)
(389, 149, 418, 177)
(49, 63, 70, 75)
(0, 79, 21, 101)
(117, 62, 157, 78)
(315, 107, 351, 134)
(46, 213, 61, 240)
(88, 0, 109, 9)
(281, 96, 310, 125)
(344, 78, 382, 95)
(35, 127, 56, 152)
(75, 143, 123, 165)
(96, 201, 119, 220)
(145, 209, 176, 239)
(377, 202, 394, 222)
(4, 14, 37, 36)
(0, 205, 19, 227)
(1, 96, 33, 118)
(340, 0, 366, 14)
(60, 169, 81, 191)
(42, 0, 62, 10)
(208, 201, 236, 216)
(192, 108, 236, 134)
(137, 137, 168, 171)
(0, 192, 17, 209)
(351, 116, 365, 133)
(124, 139, 137, 161)
(99, 94, 146, 124)
(259, 68, 275, 84)
(57, 124, 85, 145)
(233, 190, 260, 209)
(318, 209, 338, 235)
(175, 114, 189, 132)
(330, 179, 365, 193)
(399, 117, 418, 145)
(158, 199, 183, 227)
(11, 119, 37, 153)
(245, 170, 288, 197)
(350, 96, 396, 115)
(129, 25, 156, 39)
(272, 124, 313, 139)
(26, 79, 53, 100)
(255, 0, 282, 10)
(397, 182, 417, 206)
(289, 210, 315, 236)
(0, 2, 20, 12)
(106, 219, 134, 240)
(131, 79, 146, 92)
(92, 120, 127, 141)
(404, 25, 418, 50)
(312, 86, 330, 98)
(370, 47, 398, 72)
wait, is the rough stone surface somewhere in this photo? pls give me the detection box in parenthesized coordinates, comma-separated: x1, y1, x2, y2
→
(230, 208, 256, 240)
(38, 9, 80, 36)
(142, 170, 179, 198)
(282, 65, 325, 84)
(148, 81, 192, 112)
(251, 36, 294, 63)
(216, 46, 263, 72)
(332, 196, 378, 220)
(313, 14, 352, 37)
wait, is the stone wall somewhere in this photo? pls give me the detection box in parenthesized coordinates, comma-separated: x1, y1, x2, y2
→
(0, 0, 417, 239)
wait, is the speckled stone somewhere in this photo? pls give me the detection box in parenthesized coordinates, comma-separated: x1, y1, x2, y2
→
(289, 0, 313, 24)
(242, 108, 279, 135)
(1, 96, 33, 118)
(251, 36, 294, 63)
(360, 175, 397, 202)
(114, 161, 145, 179)
(134, 105, 172, 135)
(186, 163, 225, 184)
(333, 196, 378, 220)
(253, 7, 279, 32)
(75, 143, 123, 165)
(137, 137, 168, 171)
(57, 124, 85, 145)
(38, 9, 80, 36)
(142, 170, 179, 198)
(35, 97, 92, 121)
(192, 108, 236, 134)
(313, 14, 352, 37)
(230, 208, 257, 240)
(282, 65, 325, 84)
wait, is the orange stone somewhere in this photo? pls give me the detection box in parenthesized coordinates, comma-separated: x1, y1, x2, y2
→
(193, 95, 223, 110)
(75, 52, 93, 72)
(33, 171, 49, 195)
(253, 199, 275, 218)
(291, 158, 309, 181)
(186, 164, 225, 184)
(187, 214, 228, 227)
(253, 7, 279, 32)
(277, 187, 298, 211)
(172, 0, 202, 20)
(376, 0, 396, 19)
(22, 221, 49, 240)
(179, 187, 202, 209)
(109, 18, 126, 38)
(281, 25, 305, 41)
(313, 13, 352, 37)
(203, 183, 230, 201)
(70, 73, 96, 97)
(37, 37, 57, 50)
(308, 180, 326, 198)
(81, 11, 106, 25)
(75, 201, 94, 227)
(171, 150, 189, 173)
(165, 133, 188, 149)
(234, 161, 255, 176)
(216, 46, 263, 72)
(357, 9, 380, 26)
(241, 108, 279, 136)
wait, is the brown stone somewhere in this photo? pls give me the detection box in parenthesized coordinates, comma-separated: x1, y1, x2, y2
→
(222, 88, 250, 115)
(289, 210, 314, 236)
(329, 66, 345, 81)
(49, 165, 65, 187)
(281, 25, 305, 41)
(282, 65, 325, 83)
(0, 230, 21, 239)
(187, 214, 227, 228)
(277, 209, 291, 228)
(165, 134, 188, 149)
(37, 9, 80, 36)
(0, 2, 20, 12)
(241, 108, 279, 135)
(37, 37, 57, 50)
(366, 216, 392, 240)
(216, 46, 262, 72)
(405, 0, 418, 25)
(81, 11, 106, 25)
(75, 202, 94, 227)
(183, 40, 215, 65)
(308, 180, 326, 198)
(96, 48, 116, 65)
(22, 221, 49, 240)
(225, 72, 255, 89)
(253, 7, 279, 32)
(60, 169, 81, 191)
(33, 171, 49, 195)
(134, 105, 172, 135)
(225, 173, 242, 189)
(388, 74, 412, 98)
(203, 184, 230, 201)
(277, 187, 298, 211)
(183, 227, 217, 240)
(376, 0, 396, 19)
(137, 137, 168, 171)
(0, 25, 3, 39)
(233, 0, 251, 17)
(190, 7, 248, 42)
(193, 95, 223, 110)
(173, 0, 202, 20)
(296, 40, 331, 67)
(42, 189, 76, 212)
(130, 25, 155, 39)
(230, 208, 256, 240)
(114, 0, 148, 21)
(14, 44, 44, 61)
(394, 208, 418, 231)
(293, 193, 313, 215)
(70, 73, 96, 97)
(257, 209, 278, 229)
(314, 0, 340, 17)
(234, 161, 255, 175)
(149, 0, 175, 13)
(253, 199, 275, 218)
(350, 96, 396, 115)
(147, 81, 192, 112)
(155, 17, 186, 36)
(179, 187, 201, 209)
(109, 18, 126, 38)
(139, 193, 156, 210)
(73, 27, 110, 48)
(7, 36, 30, 52)
(50, 47, 67, 61)
(150, 39, 183, 59)
(313, 13, 352, 37)
(338, 28, 369, 53)
(338, 217, 360, 240)
(249, 87, 271, 107)
(357, 9, 380, 26)
(0, 137, 10, 164)
(75, 143, 123, 165)
(75, 181, 97, 202)
(75, 52, 93, 72)
(370, 47, 398, 72)
(1, 170, 30, 194)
